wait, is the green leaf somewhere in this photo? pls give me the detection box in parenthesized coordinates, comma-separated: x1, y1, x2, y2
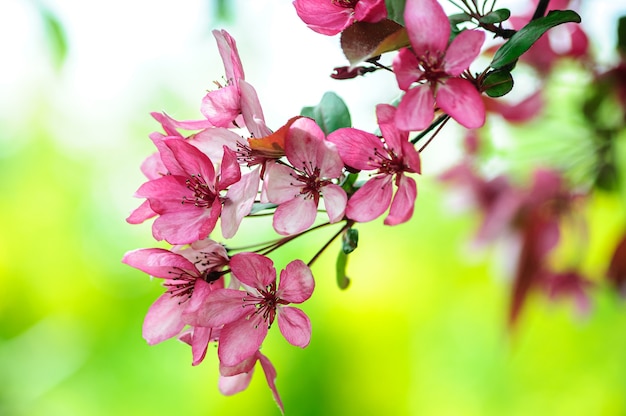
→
(618, 16, 626, 54)
(479, 8, 511, 25)
(335, 251, 351, 289)
(249, 202, 277, 215)
(385, 0, 406, 25)
(300, 92, 352, 135)
(342, 228, 359, 254)
(449, 13, 472, 26)
(38, 6, 68, 70)
(491, 10, 581, 69)
(340, 172, 359, 194)
(482, 69, 514, 97)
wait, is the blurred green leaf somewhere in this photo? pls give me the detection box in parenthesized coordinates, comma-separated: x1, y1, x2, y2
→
(479, 8, 511, 25)
(385, 0, 406, 25)
(301, 92, 352, 135)
(38, 6, 68, 70)
(491, 10, 581, 69)
(482, 69, 514, 97)
(618, 16, 626, 54)
(335, 250, 351, 289)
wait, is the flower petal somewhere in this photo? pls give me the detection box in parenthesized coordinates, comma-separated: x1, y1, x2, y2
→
(218, 314, 268, 367)
(404, 0, 450, 56)
(272, 196, 317, 235)
(278, 259, 315, 303)
(277, 306, 311, 348)
(219, 371, 254, 396)
(346, 175, 393, 223)
(201, 85, 242, 128)
(221, 168, 260, 239)
(395, 84, 435, 131)
(444, 29, 485, 76)
(258, 352, 284, 414)
(437, 78, 486, 129)
(182, 288, 249, 328)
(393, 48, 422, 91)
(327, 128, 385, 171)
(142, 293, 186, 345)
(384, 174, 417, 225)
(322, 183, 347, 223)
(122, 248, 197, 278)
(230, 252, 277, 288)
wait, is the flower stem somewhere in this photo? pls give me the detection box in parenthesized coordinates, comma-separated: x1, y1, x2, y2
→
(410, 114, 450, 145)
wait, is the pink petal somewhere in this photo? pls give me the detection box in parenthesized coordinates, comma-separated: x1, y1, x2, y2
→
(240, 80, 272, 138)
(265, 163, 301, 204)
(165, 139, 216, 184)
(353, 0, 387, 22)
(401, 139, 421, 173)
(395, 84, 435, 131)
(293, 0, 353, 36)
(182, 288, 249, 327)
(393, 48, 422, 91)
(346, 175, 393, 222)
(142, 293, 186, 345)
(327, 128, 384, 171)
(200, 86, 242, 128)
(278, 259, 315, 303)
(436, 78, 486, 129)
(218, 314, 268, 367)
(285, 117, 325, 172)
(230, 252, 277, 289)
(122, 248, 196, 278)
(384, 174, 417, 225)
(376, 104, 406, 154)
(217, 146, 242, 191)
(190, 326, 214, 366)
(258, 352, 284, 414)
(272, 196, 318, 236)
(444, 29, 485, 76)
(322, 183, 347, 223)
(404, 0, 450, 56)
(190, 127, 241, 164)
(222, 168, 260, 239)
(126, 200, 156, 224)
(277, 306, 311, 348)
(212, 29, 245, 84)
(151, 203, 221, 245)
(219, 371, 254, 396)
(220, 352, 257, 377)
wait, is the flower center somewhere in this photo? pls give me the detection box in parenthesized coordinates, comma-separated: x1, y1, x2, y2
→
(182, 174, 216, 207)
(165, 267, 199, 302)
(332, 0, 358, 8)
(242, 282, 289, 329)
(417, 50, 447, 85)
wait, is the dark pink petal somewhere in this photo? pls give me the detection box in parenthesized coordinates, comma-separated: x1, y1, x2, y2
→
(122, 248, 197, 278)
(404, 0, 450, 56)
(354, 0, 387, 22)
(483, 90, 544, 123)
(213, 29, 245, 84)
(327, 128, 384, 171)
(393, 48, 422, 91)
(220, 352, 257, 377)
(437, 78, 486, 129)
(140, 152, 167, 180)
(165, 139, 216, 185)
(322, 183, 347, 224)
(183, 288, 249, 327)
(444, 30, 485, 76)
(277, 306, 311, 348)
(272, 196, 318, 235)
(384, 174, 417, 225)
(151, 203, 221, 245)
(218, 146, 242, 191)
(231, 252, 277, 289)
(190, 326, 213, 366)
(258, 352, 284, 414)
(222, 168, 260, 239)
(376, 104, 406, 154)
(142, 293, 186, 345)
(278, 259, 315, 303)
(400, 140, 421, 174)
(126, 200, 156, 224)
(218, 314, 268, 367)
(293, 0, 353, 36)
(265, 163, 300, 204)
(239, 80, 272, 138)
(135, 175, 189, 210)
(201, 86, 242, 128)
(346, 175, 393, 222)
(395, 84, 435, 131)
(151, 111, 214, 132)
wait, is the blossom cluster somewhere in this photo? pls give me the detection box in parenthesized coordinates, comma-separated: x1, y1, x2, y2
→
(120, 0, 624, 413)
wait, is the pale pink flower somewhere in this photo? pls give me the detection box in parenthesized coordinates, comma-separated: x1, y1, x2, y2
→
(183, 252, 314, 367)
(265, 117, 347, 235)
(132, 138, 242, 244)
(328, 104, 421, 225)
(293, 0, 387, 36)
(219, 351, 284, 414)
(121, 241, 229, 347)
(393, 0, 485, 130)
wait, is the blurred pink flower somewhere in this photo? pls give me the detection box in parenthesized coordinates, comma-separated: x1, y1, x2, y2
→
(293, 0, 387, 36)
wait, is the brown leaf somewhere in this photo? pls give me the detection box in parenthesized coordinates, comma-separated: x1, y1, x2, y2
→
(340, 19, 410, 68)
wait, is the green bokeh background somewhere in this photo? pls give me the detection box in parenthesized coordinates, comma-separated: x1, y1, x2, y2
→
(2, 1, 626, 415)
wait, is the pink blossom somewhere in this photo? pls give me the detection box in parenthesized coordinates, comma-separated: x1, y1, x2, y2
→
(393, 0, 485, 130)
(219, 351, 284, 414)
(132, 138, 242, 244)
(265, 117, 347, 235)
(121, 241, 229, 347)
(328, 104, 421, 225)
(293, 0, 387, 36)
(183, 252, 314, 367)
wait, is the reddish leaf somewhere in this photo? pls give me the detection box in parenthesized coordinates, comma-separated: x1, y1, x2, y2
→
(340, 19, 410, 67)
(248, 116, 301, 158)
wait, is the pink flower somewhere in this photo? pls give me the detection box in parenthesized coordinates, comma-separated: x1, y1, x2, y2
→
(183, 252, 314, 367)
(121, 241, 229, 348)
(293, 0, 387, 36)
(393, 0, 485, 130)
(328, 104, 421, 225)
(265, 117, 347, 235)
(133, 138, 242, 244)
(219, 351, 284, 414)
